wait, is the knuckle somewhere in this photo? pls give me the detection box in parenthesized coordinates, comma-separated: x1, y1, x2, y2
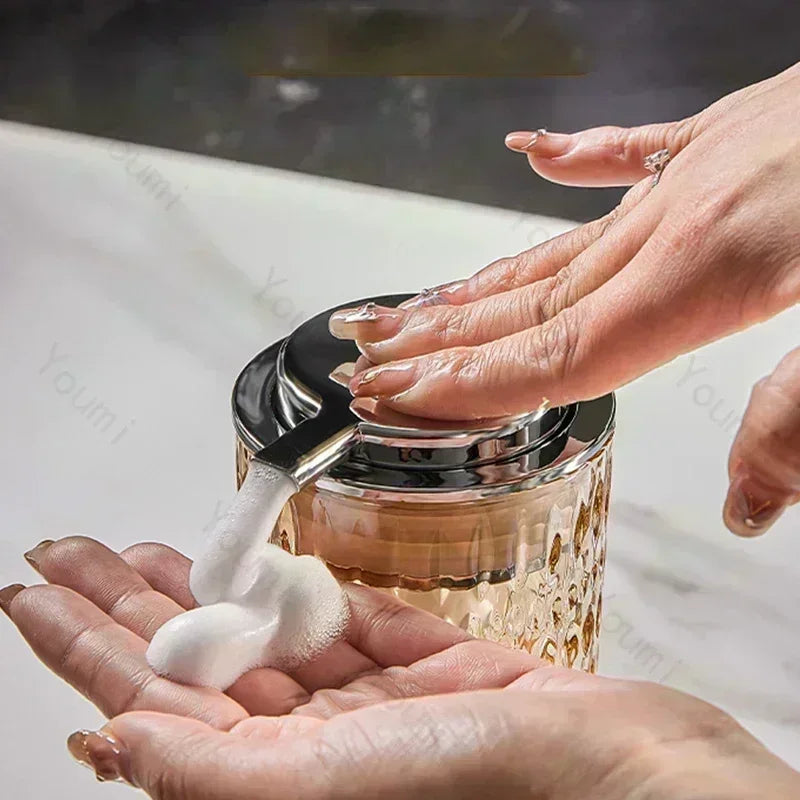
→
(695, 189, 738, 231)
(151, 766, 188, 800)
(590, 116, 699, 173)
(474, 255, 523, 294)
(624, 120, 679, 162)
(549, 267, 577, 314)
(512, 246, 548, 285)
(515, 220, 598, 286)
(107, 582, 150, 619)
(58, 621, 101, 671)
(517, 231, 569, 280)
(502, 253, 526, 280)
(524, 285, 551, 328)
(599, 126, 631, 162)
(59, 620, 117, 701)
(525, 270, 573, 326)
(636, 125, 669, 160)
(149, 736, 200, 800)
(450, 347, 485, 386)
(661, 189, 738, 260)
(119, 671, 158, 713)
(689, 702, 744, 744)
(693, 175, 741, 227)
(426, 307, 470, 347)
(612, 123, 672, 163)
(535, 311, 580, 382)
(574, 217, 609, 249)
(670, 114, 700, 151)
(611, 117, 698, 168)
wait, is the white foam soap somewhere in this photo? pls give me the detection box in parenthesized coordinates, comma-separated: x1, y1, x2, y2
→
(146, 461, 350, 690)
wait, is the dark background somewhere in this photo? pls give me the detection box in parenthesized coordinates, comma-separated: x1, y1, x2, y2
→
(1, 0, 797, 221)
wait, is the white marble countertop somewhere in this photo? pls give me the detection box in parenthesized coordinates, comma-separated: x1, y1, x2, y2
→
(0, 121, 798, 797)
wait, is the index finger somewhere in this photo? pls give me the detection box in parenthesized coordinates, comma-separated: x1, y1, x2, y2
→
(4, 583, 247, 728)
(348, 213, 737, 418)
(393, 212, 617, 310)
(112, 544, 468, 683)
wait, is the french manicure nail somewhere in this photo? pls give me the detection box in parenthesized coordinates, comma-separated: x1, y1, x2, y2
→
(724, 476, 785, 536)
(399, 280, 467, 309)
(350, 362, 417, 398)
(328, 303, 405, 339)
(67, 729, 132, 785)
(0, 584, 25, 617)
(23, 539, 55, 572)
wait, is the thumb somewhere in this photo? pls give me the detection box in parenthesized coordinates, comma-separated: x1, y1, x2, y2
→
(505, 116, 698, 187)
(67, 712, 317, 799)
(723, 347, 800, 536)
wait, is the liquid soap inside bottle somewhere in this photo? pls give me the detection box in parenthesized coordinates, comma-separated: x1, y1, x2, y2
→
(238, 438, 612, 673)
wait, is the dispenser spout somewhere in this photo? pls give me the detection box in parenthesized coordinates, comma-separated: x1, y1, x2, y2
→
(254, 414, 359, 488)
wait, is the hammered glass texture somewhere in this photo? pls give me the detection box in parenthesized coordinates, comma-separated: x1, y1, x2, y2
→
(235, 438, 612, 672)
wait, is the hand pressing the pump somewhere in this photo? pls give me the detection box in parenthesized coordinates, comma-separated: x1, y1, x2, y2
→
(330, 62, 800, 538)
(3, 536, 800, 799)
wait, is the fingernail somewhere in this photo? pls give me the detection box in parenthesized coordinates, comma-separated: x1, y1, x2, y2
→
(24, 539, 55, 572)
(350, 362, 418, 398)
(0, 584, 25, 617)
(724, 476, 786, 537)
(399, 280, 467, 309)
(505, 129, 572, 157)
(329, 362, 357, 387)
(67, 729, 133, 785)
(328, 303, 405, 340)
(505, 129, 547, 151)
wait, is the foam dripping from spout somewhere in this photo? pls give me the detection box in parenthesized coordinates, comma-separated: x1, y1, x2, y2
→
(146, 461, 349, 690)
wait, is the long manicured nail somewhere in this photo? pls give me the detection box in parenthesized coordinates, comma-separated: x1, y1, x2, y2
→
(723, 475, 786, 537)
(328, 303, 405, 340)
(399, 280, 467, 310)
(505, 129, 547, 151)
(24, 539, 55, 573)
(505, 129, 572, 156)
(350, 362, 418, 398)
(350, 397, 418, 426)
(329, 362, 357, 387)
(0, 584, 25, 617)
(67, 729, 133, 785)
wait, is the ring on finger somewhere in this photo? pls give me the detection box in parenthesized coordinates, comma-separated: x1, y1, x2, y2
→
(643, 148, 671, 187)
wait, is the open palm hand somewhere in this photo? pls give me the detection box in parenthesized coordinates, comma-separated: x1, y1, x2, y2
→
(2, 536, 797, 799)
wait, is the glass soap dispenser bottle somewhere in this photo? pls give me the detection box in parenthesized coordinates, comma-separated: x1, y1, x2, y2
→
(231, 295, 614, 672)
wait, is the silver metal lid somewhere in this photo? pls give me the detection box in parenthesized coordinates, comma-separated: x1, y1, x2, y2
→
(232, 294, 614, 493)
